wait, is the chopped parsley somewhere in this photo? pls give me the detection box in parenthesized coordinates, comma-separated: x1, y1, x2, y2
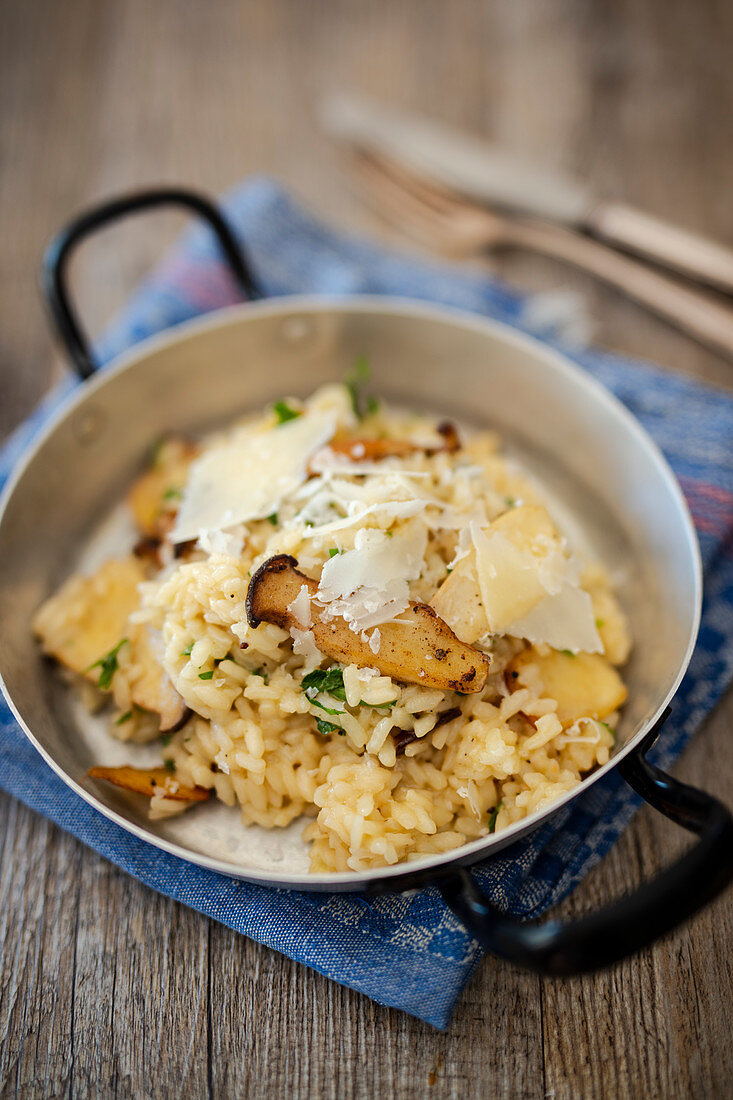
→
(328, 548, 342, 558)
(601, 721, 615, 737)
(160, 732, 174, 746)
(595, 618, 605, 629)
(487, 801, 502, 833)
(446, 566, 453, 574)
(344, 355, 375, 420)
(307, 696, 344, 716)
(198, 670, 215, 680)
(301, 667, 347, 701)
(162, 486, 182, 501)
(273, 400, 300, 424)
(251, 667, 269, 683)
(86, 638, 128, 691)
(267, 512, 279, 526)
(301, 668, 394, 714)
(150, 436, 167, 467)
(115, 710, 133, 726)
(163, 758, 176, 773)
(504, 496, 516, 508)
(315, 718, 342, 737)
(181, 643, 194, 657)
(561, 649, 576, 657)
(366, 395, 380, 416)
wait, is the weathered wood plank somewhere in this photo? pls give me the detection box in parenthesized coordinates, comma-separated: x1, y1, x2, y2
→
(0, 0, 731, 1096)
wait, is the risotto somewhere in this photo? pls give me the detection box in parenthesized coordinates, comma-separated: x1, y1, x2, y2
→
(33, 370, 631, 872)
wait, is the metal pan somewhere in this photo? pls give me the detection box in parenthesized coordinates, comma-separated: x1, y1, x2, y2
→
(0, 189, 731, 976)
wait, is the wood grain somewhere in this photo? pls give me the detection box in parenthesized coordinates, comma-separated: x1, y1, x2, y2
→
(1, 0, 732, 1096)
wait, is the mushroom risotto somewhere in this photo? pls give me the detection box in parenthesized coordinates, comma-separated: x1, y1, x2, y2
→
(34, 368, 631, 872)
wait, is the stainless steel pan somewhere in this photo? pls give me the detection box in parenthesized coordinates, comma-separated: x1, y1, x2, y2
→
(1, 189, 731, 975)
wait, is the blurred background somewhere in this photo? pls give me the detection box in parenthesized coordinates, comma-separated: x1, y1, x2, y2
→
(2, 0, 731, 436)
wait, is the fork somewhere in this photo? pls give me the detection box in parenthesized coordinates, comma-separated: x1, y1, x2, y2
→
(352, 151, 733, 360)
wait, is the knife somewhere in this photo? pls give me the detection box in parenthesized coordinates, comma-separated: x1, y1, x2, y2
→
(321, 94, 733, 296)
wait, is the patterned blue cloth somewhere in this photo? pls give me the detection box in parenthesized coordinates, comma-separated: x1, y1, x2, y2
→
(1, 179, 732, 1029)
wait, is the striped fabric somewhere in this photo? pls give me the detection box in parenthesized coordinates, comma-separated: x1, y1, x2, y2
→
(1, 179, 731, 1028)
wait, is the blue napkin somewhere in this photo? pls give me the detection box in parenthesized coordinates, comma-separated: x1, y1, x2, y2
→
(2, 179, 732, 1029)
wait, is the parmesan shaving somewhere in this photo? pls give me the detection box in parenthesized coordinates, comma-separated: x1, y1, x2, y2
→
(507, 587, 602, 654)
(196, 526, 246, 558)
(287, 584, 312, 629)
(470, 508, 602, 653)
(172, 409, 336, 542)
(317, 525, 427, 633)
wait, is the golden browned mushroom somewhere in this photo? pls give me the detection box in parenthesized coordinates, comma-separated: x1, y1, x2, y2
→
(34, 557, 146, 678)
(33, 557, 188, 733)
(88, 765, 210, 802)
(326, 437, 424, 462)
(435, 420, 461, 452)
(246, 555, 489, 693)
(316, 420, 461, 466)
(127, 436, 199, 538)
(126, 624, 191, 732)
(508, 648, 627, 726)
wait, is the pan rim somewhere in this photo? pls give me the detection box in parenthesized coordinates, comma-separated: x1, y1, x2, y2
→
(0, 294, 703, 891)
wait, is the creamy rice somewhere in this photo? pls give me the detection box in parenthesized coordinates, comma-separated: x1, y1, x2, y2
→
(34, 380, 631, 872)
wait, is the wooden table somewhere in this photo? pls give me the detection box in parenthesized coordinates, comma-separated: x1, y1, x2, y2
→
(1, 1, 731, 1096)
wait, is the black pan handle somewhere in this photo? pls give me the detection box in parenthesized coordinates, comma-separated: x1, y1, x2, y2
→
(41, 187, 262, 379)
(440, 709, 733, 975)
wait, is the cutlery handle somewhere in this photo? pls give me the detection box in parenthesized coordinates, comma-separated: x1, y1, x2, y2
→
(587, 202, 733, 296)
(510, 218, 733, 361)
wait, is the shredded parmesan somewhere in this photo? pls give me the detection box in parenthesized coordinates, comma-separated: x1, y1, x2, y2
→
(290, 626, 322, 670)
(316, 525, 427, 633)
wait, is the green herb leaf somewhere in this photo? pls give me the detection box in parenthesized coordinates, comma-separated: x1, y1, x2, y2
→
(199, 670, 215, 680)
(328, 548, 341, 558)
(301, 667, 347, 701)
(344, 354, 374, 419)
(446, 566, 453, 574)
(273, 400, 300, 424)
(267, 512, 279, 526)
(163, 758, 176, 773)
(366, 395, 380, 416)
(315, 718, 342, 737)
(595, 618, 605, 629)
(504, 496, 516, 508)
(86, 638, 128, 691)
(181, 643, 194, 657)
(150, 436, 167, 467)
(115, 710, 133, 726)
(306, 695, 344, 716)
(251, 667, 269, 683)
(160, 732, 174, 746)
(487, 801, 502, 833)
(601, 721, 615, 737)
(163, 486, 182, 501)
(561, 649, 576, 657)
